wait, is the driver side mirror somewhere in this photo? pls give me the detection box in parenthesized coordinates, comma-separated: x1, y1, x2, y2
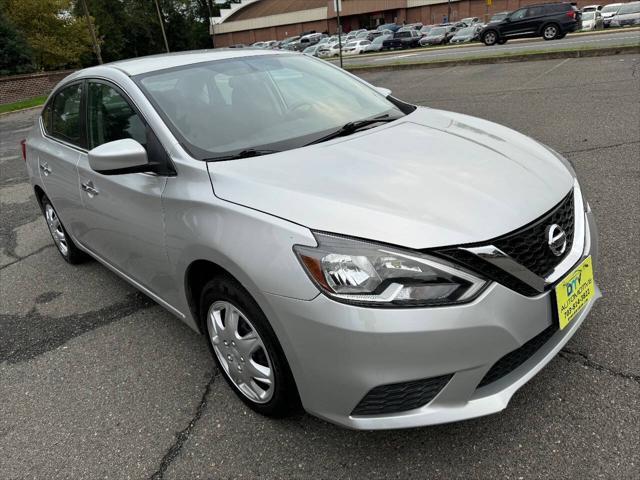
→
(504, 16, 511, 22)
(374, 86, 392, 97)
(88, 138, 150, 175)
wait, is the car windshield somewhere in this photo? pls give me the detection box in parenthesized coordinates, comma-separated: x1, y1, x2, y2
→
(372, 35, 387, 44)
(429, 27, 446, 35)
(456, 27, 475, 35)
(303, 46, 317, 53)
(582, 11, 596, 19)
(345, 42, 356, 47)
(136, 54, 402, 160)
(601, 4, 620, 13)
(618, 2, 640, 14)
(491, 13, 508, 21)
(395, 31, 411, 38)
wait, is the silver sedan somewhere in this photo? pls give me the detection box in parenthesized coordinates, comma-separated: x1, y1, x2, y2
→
(24, 50, 599, 429)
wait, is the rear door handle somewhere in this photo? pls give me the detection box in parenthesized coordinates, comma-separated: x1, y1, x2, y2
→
(81, 180, 99, 197)
(40, 162, 52, 176)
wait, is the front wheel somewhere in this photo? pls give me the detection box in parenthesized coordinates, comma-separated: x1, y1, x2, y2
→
(497, 38, 508, 45)
(542, 24, 560, 40)
(201, 275, 300, 417)
(42, 196, 88, 264)
(482, 30, 499, 46)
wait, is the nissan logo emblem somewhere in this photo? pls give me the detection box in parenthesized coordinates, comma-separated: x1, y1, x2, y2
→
(546, 224, 567, 257)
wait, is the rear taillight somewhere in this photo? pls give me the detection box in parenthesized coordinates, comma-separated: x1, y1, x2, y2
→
(20, 139, 26, 161)
(567, 10, 576, 19)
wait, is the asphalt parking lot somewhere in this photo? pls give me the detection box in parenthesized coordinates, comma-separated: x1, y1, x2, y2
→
(1, 54, 639, 479)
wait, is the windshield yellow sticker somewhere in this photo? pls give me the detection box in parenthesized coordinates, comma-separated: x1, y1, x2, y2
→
(555, 256, 595, 330)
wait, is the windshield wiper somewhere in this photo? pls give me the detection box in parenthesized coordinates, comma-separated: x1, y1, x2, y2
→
(205, 149, 280, 162)
(305, 115, 399, 146)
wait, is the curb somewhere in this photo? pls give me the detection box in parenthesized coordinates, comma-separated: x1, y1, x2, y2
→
(0, 104, 44, 117)
(344, 45, 640, 73)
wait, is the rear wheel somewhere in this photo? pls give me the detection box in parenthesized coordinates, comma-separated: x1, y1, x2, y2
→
(201, 275, 300, 417)
(542, 23, 560, 40)
(482, 30, 499, 46)
(42, 196, 88, 264)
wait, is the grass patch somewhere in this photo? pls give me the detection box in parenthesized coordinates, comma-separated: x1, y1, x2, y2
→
(0, 95, 47, 115)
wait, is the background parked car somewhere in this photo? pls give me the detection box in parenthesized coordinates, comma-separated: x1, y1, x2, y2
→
(601, 2, 623, 27)
(480, 3, 581, 46)
(364, 33, 393, 52)
(383, 29, 421, 49)
(419, 24, 438, 36)
(302, 44, 321, 56)
(609, 1, 640, 26)
(581, 10, 604, 30)
(318, 42, 342, 57)
(449, 25, 482, 44)
(582, 4, 603, 12)
(459, 17, 480, 26)
(419, 25, 458, 45)
(342, 39, 372, 55)
(376, 22, 401, 32)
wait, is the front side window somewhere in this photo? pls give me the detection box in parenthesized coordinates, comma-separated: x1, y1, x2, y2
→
(86, 82, 146, 149)
(137, 55, 403, 159)
(51, 83, 83, 145)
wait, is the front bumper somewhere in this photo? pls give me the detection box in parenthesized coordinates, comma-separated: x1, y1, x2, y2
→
(264, 209, 599, 430)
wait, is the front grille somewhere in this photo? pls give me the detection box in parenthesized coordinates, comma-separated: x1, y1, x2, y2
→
(477, 324, 557, 389)
(434, 190, 575, 296)
(351, 374, 453, 416)
(493, 190, 575, 277)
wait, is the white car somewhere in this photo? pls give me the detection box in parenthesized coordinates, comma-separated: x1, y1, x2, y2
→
(601, 3, 623, 27)
(582, 4, 603, 12)
(317, 42, 342, 57)
(342, 40, 371, 55)
(581, 10, 604, 30)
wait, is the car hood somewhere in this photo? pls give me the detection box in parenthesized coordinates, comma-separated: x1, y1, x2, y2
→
(207, 107, 574, 249)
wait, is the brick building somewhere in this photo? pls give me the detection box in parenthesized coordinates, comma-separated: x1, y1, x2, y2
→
(211, 0, 627, 47)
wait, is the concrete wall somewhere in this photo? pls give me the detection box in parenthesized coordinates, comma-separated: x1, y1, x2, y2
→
(0, 70, 74, 105)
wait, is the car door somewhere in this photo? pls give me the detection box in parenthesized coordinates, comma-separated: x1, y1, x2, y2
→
(37, 82, 84, 233)
(74, 79, 172, 295)
(500, 8, 530, 37)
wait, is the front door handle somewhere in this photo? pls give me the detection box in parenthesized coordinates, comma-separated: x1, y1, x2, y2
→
(81, 180, 99, 197)
(40, 162, 52, 176)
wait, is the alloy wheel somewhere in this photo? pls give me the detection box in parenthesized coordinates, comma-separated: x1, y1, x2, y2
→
(484, 31, 497, 45)
(207, 300, 275, 403)
(44, 203, 69, 257)
(544, 25, 558, 39)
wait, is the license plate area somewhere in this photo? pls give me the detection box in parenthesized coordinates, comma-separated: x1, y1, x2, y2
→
(554, 256, 595, 330)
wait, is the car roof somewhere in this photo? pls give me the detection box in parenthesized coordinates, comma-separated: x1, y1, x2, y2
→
(70, 49, 285, 77)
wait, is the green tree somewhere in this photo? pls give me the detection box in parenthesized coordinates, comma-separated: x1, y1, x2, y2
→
(3, 0, 92, 70)
(0, 9, 35, 75)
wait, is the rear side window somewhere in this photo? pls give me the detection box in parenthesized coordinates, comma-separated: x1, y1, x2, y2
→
(86, 82, 146, 149)
(527, 6, 545, 17)
(50, 83, 83, 145)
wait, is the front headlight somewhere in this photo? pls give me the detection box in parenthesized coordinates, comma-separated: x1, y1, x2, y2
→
(294, 233, 488, 307)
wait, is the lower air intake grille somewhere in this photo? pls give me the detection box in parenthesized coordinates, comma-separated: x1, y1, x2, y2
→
(351, 374, 453, 416)
(477, 325, 557, 389)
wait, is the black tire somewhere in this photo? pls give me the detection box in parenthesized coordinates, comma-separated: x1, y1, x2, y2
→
(41, 195, 88, 264)
(200, 275, 300, 417)
(542, 23, 560, 40)
(482, 30, 499, 46)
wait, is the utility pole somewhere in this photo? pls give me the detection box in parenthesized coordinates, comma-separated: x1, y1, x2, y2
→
(447, 0, 452, 23)
(154, 0, 170, 53)
(80, 0, 103, 64)
(335, 0, 343, 68)
(206, 0, 215, 48)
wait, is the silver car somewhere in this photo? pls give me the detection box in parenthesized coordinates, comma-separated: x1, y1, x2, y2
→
(24, 50, 600, 430)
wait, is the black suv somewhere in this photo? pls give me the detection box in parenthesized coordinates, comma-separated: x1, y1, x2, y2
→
(382, 30, 421, 49)
(480, 3, 581, 46)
